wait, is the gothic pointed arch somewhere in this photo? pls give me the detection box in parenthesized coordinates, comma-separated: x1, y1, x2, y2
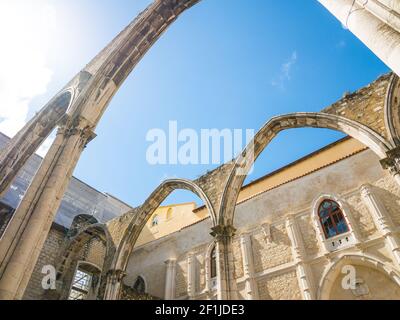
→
(56, 224, 116, 300)
(0, 89, 73, 197)
(111, 179, 217, 273)
(384, 74, 400, 145)
(219, 112, 394, 226)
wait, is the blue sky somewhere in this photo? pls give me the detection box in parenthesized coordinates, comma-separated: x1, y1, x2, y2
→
(0, 0, 389, 207)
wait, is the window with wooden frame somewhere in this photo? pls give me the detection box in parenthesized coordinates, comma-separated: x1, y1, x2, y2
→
(318, 199, 349, 239)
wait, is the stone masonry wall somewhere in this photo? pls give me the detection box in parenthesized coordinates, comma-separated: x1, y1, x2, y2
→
(257, 270, 301, 300)
(23, 226, 66, 300)
(323, 73, 391, 139)
(84, 238, 106, 270)
(175, 258, 188, 299)
(345, 193, 379, 240)
(297, 214, 321, 257)
(232, 239, 244, 279)
(251, 222, 293, 273)
(373, 173, 400, 227)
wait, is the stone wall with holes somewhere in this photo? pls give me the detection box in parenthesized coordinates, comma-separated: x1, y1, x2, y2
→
(23, 225, 67, 300)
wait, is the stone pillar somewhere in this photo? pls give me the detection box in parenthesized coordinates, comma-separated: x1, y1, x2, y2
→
(318, 0, 400, 76)
(164, 259, 177, 300)
(0, 119, 95, 300)
(187, 254, 196, 299)
(360, 184, 400, 265)
(239, 233, 258, 300)
(211, 225, 238, 300)
(103, 269, 126, 300)
(0, 0, 202, 301)
(286, 216, 315, 300)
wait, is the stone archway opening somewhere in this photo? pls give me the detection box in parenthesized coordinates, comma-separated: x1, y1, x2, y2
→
(219, 112, 394, 227)
(56, 224, 115, 300)
(107, 179, 217, 300)
(318, 255, 400, 300)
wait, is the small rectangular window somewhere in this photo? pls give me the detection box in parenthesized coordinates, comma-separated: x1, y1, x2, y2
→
(68, 269, 92, 300)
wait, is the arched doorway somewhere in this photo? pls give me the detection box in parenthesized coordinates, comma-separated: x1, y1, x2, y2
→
(318, 254, 400, 300)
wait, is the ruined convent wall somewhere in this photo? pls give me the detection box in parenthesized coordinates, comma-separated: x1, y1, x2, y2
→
(124, 148, 400, 300)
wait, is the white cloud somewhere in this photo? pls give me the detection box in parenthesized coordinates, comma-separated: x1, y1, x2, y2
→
(0, 1, 56, 141)
(271, 51, 298, 90)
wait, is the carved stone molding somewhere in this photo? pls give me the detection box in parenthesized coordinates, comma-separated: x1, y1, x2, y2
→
(210, 225, 237, 239)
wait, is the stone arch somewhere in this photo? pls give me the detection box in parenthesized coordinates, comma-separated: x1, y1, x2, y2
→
(111, 179, 216, 274)
(317, 253, 400, 300)
(219, 112, 394, 226)
(384, 74, 400, 145)
(67, 261, 102, 300)
(56, 223, 116, 300)
(132, 274, 148, 294)
(68, 214, 100, 238)
(0, 89, 73, 198)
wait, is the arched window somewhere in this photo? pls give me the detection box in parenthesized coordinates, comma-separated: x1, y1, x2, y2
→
(318, 199, 349, 239)
(166, 208, 173, 220)
(151, 215, 159, 227)
(210, 246, 217, 279)
(133, 276, 146, 295)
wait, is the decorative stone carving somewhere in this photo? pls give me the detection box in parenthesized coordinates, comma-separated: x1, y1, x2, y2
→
(360, 184, 400, 266)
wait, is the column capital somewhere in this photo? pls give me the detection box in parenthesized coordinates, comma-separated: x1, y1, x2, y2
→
(360, 184, 373, 198)
(239, 232, 251, 245)
(380, 147, 400, 175)
(164, 258, 177, 267)
(57, 116, 97, 145)
(106, 269, 126, 284)
(210, 225, 237, 239)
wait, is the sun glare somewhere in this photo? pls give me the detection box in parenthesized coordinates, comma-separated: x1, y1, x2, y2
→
(0, 0, 56, 138)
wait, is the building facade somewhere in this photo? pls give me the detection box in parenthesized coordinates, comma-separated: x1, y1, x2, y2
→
(0, 0, 399, 301)
(2, 73, 400, 300)
(123, 137, 400, 300)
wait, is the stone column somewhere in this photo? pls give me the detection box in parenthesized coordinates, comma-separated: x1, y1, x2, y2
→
(211, 225, 238, 300)
(0, 0, 203, 301)
(360, 184, 400, 265)
(103, 269, 126, 300)
(318, 0, 400, 76)
(239, 233, 258, 300)
(286, 216, 315, 300)
(164, 259, 177, 300)
(0, 119, 95, 300)
(187, 254, 196, 299)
